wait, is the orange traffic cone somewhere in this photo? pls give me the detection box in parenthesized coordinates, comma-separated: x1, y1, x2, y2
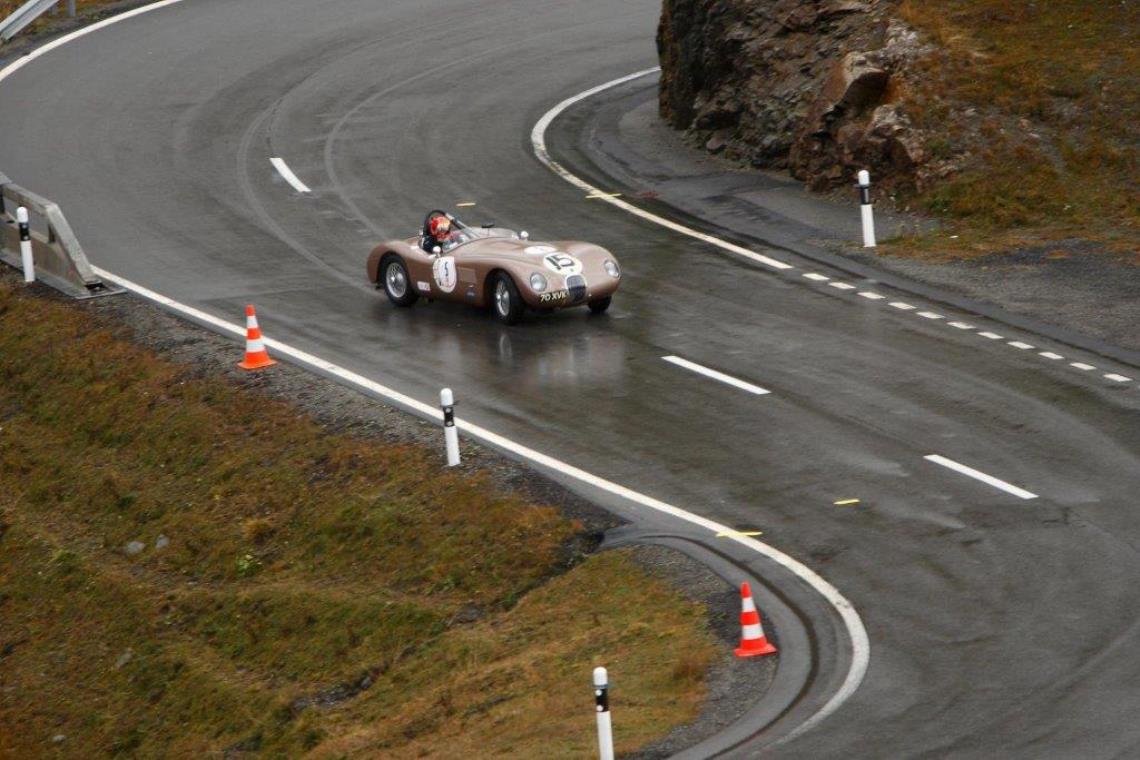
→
(735, 582, 777, 658)
(238, 305, 277, 370)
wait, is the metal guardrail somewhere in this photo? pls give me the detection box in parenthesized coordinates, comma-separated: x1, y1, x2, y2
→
(1, 0, 75, 43)
(0, 171, 118, 298)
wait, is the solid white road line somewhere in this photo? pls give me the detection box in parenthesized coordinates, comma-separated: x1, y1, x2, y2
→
(270, 157, 312, 194)
(531, 70, 1140, 452)
(924, 454, 1038, 500)
(531, 69, 794, 272)
(6, 35, 864, 746)
(0, 0, 185, 86)
(662, 355, 771, 396)
(91, 264, 867, 738)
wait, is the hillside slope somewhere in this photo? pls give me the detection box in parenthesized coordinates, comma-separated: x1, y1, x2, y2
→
(658, 0, 1138, 257)
(0, 276, 724, 757)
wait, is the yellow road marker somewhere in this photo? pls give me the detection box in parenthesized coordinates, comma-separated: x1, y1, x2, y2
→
(834, 499, 861, 506)
(455, 201, 477, 208)
(716, 530, 763, 538)
(586, 192, 622, 200)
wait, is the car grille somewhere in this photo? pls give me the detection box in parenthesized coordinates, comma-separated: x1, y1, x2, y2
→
(567, 275, 587, 303)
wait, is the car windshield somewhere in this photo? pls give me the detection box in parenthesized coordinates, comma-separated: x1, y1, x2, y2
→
(441, 222, 521, 250)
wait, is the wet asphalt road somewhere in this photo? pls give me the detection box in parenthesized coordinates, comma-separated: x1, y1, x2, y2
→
(2, 1, 1140, 756)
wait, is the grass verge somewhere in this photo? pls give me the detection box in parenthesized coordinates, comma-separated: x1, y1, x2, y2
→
(0, 279, 718, 757)
(0, 0, 121, 30)
(890, 0, 1138, 259)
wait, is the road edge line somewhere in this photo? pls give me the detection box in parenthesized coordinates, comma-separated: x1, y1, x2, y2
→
(530, 68, 792, 272)
(3, 14, 868, 739)
(92, 263, 869, 743)
(0, 0, 185, 86)
(531, 69, 1140, 376)
(533, 71, 867, 743)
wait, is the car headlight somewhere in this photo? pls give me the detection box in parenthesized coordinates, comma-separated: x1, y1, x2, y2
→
(529, 272, 548, 292)
(604, 259, 621, 278)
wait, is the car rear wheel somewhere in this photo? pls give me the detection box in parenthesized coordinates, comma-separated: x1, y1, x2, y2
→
(492, 273, 524, 325)
(588, 296, 612, 314)
(381, 255, 418, 307)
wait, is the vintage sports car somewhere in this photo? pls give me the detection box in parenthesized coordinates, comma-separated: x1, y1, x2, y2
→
(366, 210, 621, 324)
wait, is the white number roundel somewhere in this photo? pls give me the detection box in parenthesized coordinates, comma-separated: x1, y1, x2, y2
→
(542, 253, 582, 275)
(432, 256, 458, 293)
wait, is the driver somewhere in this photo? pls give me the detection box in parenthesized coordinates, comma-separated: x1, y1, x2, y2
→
(425, 215, 458, 253)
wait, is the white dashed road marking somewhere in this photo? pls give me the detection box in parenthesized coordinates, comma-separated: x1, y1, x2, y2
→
(270, 157, 312, 193)
(662, 355, 771, 396)
(775, 269, 1134, 389)
(924, 455, 1039, 500)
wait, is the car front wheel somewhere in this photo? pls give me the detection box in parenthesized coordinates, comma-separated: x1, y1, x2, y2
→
(492, 273, 524, 325)
(588, 296, 612, 314)
(381, 255, 418, 307)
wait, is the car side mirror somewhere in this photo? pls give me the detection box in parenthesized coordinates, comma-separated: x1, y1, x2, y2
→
(519, 231, 530, 240)
(432, 245, 442, 255)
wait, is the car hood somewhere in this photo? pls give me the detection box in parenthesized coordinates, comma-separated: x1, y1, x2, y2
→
(455, 238, 612, 264)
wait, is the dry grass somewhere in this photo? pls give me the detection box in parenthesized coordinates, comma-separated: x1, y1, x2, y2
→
(892, 0, 1139, 258)
(0, 281, 718, 757)
(304, 551, 716, 758)
(0, 0, 115, 25)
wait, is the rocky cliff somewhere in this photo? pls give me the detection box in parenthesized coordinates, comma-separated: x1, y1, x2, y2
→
(657, 0, 930, 195)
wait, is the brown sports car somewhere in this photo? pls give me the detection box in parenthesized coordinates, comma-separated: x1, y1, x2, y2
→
(366, 210, 621, 324)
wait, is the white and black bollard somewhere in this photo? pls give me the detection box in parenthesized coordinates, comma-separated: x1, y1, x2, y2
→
(857, 170, 876, 249)
(16, 206, 34, 283)
(594, 667, 614, 760)
(440, 388, 460, 467)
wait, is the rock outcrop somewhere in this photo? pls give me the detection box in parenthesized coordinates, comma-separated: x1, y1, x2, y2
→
(658, 0, 931, 194)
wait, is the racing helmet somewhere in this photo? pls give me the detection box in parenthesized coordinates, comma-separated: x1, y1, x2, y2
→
(430, 215, 452, 237)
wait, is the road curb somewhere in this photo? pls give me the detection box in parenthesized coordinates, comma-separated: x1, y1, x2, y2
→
(546, 72, 1140, 371)
(604, 528, 835, 758)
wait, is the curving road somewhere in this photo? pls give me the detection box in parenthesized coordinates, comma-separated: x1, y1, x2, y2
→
(2, 1, 1140, 756)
